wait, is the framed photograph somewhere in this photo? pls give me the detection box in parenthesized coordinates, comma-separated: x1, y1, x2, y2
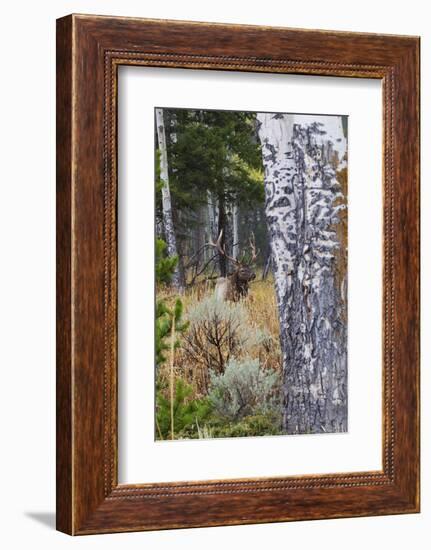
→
(56, 14, 420, 535)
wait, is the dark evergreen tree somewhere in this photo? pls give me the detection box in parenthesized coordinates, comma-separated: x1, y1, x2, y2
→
(156, 108, 265, 279)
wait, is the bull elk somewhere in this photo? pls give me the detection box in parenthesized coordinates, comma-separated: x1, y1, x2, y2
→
(208, 230, 258, 302)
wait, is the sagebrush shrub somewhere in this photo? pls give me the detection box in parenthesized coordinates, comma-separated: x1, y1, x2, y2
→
(208, 357, 281, 421)
(182, 297, 268, 383)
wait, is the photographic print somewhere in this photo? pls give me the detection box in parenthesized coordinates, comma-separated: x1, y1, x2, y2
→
(155, 107, 348, 441)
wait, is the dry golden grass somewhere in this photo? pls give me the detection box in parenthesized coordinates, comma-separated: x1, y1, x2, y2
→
(243, 273, 281, 372)
(157, 272, 281, 400)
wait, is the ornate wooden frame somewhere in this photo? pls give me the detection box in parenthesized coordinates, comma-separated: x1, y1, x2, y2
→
(56, 14, 420, 535)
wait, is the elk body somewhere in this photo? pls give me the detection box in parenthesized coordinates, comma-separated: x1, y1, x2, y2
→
(208, 231, 258, 302)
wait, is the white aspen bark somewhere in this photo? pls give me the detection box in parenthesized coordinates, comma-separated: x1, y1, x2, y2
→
(155, 108, 182, 290)
(257, 112, 347, 434)
(155, 216, 164, 239)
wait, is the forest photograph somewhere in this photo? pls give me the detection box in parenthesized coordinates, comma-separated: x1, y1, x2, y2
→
(154, 106, 348, 441)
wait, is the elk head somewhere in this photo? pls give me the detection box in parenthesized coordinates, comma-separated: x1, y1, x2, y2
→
(208, 230, 258, 302)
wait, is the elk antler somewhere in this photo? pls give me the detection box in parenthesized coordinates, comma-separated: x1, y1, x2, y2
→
(239, 232, 259, 264)
(207, 230, 239, 265)
(248, 232, 259, 263)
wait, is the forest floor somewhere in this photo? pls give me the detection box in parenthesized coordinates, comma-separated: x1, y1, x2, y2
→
(155, 273, 284, 440)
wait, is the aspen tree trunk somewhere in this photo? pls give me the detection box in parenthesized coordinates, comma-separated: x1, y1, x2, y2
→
(155, 217, 164, 239)
(257, 113, 347, 434)
(155, 108, 182, 290)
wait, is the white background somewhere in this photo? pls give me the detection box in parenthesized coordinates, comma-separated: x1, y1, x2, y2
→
(0, 1, 428, 548)
(118, 68, 382, 483)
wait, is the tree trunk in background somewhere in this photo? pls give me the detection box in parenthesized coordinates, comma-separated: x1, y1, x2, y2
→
(205, 190, 216, 263)
(195, 204, 207, 266)
(217, 194, 228, 277)
(166, 111, 187, 288)
(262, 251, 272, 280)
(155, 216, 164, 239)
(224, 203, 235, 272)
(155, 108, 182, 290)
(207, 191, 217, 239)
(232, 203, 239, 260)
(257, 112, 347, 434)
